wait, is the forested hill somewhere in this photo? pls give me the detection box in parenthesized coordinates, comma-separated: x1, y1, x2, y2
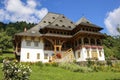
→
(0, 21, 35, 52)
(0, 21, 120, 60)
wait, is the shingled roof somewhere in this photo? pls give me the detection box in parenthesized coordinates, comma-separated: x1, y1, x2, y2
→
(15, 12, 104, 37)
(76, 17, 103, 30)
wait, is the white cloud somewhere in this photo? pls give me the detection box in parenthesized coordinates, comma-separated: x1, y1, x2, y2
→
(104, 7, 120, 35)
(0, 0, 48, 23)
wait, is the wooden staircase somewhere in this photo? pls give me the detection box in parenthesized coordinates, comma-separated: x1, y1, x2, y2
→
(52, 48, 75, 62)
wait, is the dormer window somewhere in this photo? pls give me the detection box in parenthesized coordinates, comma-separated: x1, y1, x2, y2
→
(68, 26, 71, 28)
(52, 17, 55, 19)
(43, 21, 46, 23)
(55, 24, 58, 26)
(62, 25, 65, 27)
(86, 21, 90, 24)
(60, 20, 63, 22)
(71, 22, 73, 24)
(62, 16, 65, 18)
(48, 22, 51, 24)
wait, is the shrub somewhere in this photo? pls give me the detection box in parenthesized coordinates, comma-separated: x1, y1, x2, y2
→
(51, 62, 58, 67)
(0, 57, 3, 63)
(35, 61, 44, 67)
(87, 59, 95, 67)
(2, 59, 32, 80)
(59, 62, 93, 72)
(111, 63, 120, 72)
(106, 60, 112, 66)
(44, 63, 51, 66)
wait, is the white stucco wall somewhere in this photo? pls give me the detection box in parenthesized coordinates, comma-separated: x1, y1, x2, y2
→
(43, 50, 54, 63)
(20, 38, 45, 62)
(75, 47, 105, 62)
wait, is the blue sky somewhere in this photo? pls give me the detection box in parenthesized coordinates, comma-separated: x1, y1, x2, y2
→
(0, 0, 120, 35)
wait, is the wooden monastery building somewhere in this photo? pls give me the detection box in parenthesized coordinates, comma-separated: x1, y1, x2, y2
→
(14, 12, 105, 62)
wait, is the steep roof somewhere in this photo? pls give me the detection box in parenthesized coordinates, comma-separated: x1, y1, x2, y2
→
(15, 12, 104, 37)
(76, 17, 103, 29)
(40, 12, 75, 30)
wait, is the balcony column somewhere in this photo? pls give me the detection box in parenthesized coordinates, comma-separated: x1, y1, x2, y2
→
(95, 39, 97, 45)
(81, 38, 84, 45)
(88, 38, 90, 45)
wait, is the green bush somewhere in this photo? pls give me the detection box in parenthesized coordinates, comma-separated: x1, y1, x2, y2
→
(44, 63, 51, 66)
(35, 61, 44, 67)
(51, 62, 58, 67)
(0, 57, 3, 63)
(111, 63, 120, 72)
(2, 59, 32, 80)
(59, 62, 93, 72)
(87, 59, 95, 67)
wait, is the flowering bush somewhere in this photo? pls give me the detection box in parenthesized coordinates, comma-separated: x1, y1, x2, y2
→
(56, 53, 62, 59)
(2, 59, 32, 80)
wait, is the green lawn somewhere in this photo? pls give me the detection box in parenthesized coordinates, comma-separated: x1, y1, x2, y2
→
(0, 53, 120, 80)
(30, 65, 120, 80)
(1, 64, 120, 80)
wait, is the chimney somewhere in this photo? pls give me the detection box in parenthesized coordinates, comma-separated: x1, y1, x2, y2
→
(24, 27, 27, 32)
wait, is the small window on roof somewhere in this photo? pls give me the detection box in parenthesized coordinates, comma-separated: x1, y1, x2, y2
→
(52, 17, 55, 19)
(48, 22, 51, 24)
(60, 20, 63, 22)
(62, 16, 65, 18)
(43, 21, 46, 23)
(87, 21, 90, 24)
(62, 25, 65, 27)
(71, 22, 73, 24)
(55, 24, 58, 26)
(68, 26, 71, 28)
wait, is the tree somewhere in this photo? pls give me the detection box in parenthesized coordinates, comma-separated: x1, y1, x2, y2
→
(0, 32, 12, 51)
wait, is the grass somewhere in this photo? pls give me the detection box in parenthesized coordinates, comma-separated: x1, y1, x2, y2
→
(0, 53, 120, 80)
(30, 65, 120, 80)
(0, 53, 15, 59)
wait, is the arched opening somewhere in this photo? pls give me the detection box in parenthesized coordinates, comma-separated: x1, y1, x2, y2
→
(84, 38, 89, 45)
(79, 38, 81, 44)
(90, 38, 95, 45)
(44, 39, 54, 50)
(97, 39, 101, 45)
(62, 41, 72, 51)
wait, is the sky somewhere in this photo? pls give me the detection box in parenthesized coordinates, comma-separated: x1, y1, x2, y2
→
(0, 0, 120, 35)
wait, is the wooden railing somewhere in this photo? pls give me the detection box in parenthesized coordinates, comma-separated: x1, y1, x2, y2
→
(52, 48, 75, 62)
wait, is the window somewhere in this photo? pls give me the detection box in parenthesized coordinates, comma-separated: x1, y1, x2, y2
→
(43, 21, 46, 23)
(62, 25, 65, 27)
(68, 26, 71, 28)
(78, 52, 80, 58)
(52, 17, 55, 19)
(26, 40, 31, 46)
(27, 53, 30, 59)
(70, 21, 73, 24)
(55, 24, 58, 26)
(79, 38, 81, 44)
(48, 22, 51, 24)
(34, 41, 39, 47)
(62, 16, 65, 18)
(44, 54, 48, 59)
(60, 20, 63, 22)
(37, 53, 40, 59)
